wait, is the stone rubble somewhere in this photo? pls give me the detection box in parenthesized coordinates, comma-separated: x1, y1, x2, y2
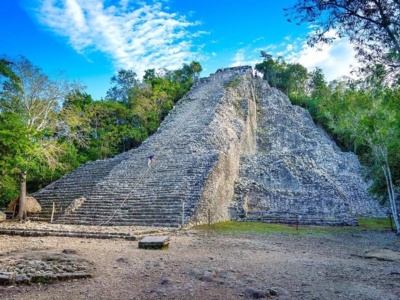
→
(0, 221, 175, 240)
(0, 251, 92, 285)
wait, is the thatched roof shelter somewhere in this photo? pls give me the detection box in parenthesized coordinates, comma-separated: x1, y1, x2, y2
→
(7, 196, 41, 213)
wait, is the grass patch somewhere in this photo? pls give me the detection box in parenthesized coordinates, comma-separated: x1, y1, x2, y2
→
(196, 221, 297, 234)
(33, 275, 51, 284)
(195, 218, 394, 235)
(357, 217, 393, 230)
(224, 77, 241, 88)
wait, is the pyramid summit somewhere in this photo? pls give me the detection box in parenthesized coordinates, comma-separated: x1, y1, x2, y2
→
(32, 66, 385, 227)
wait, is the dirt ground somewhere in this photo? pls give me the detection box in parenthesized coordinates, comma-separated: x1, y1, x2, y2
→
(1, 227, 400, 300)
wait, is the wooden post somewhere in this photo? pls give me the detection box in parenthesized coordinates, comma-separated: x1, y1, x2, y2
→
(297, 214, 302, 231)
(12, 201, 17, 219)
(51, 202, 55, 223)
(388, 211, 394, 232)
(181, 201, 185, 227)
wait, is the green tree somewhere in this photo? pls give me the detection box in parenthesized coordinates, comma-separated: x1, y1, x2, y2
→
(285, 63, 309, 99)
(106, 69, 139, 103)
(63, 90, 93, 110)
(143, 69, 156, 82)
(0, 113, 33, 208)
(0, 58, 21, 92)
(285, 0, 400, 77)
(317, 76, 400, 232)
(255, 53, 308, 98)
(255, 54, 280, 86)
(189, 61, 202, 79)
(0, 56, 82, 220)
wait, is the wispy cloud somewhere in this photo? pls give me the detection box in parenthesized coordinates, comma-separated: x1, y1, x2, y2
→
(230, 49, 246, 66)
(230, 48, 260, 68)
(290, 37, 358, 81)
(31, 0, 204, 76)
(229, 30, 358, 81)
(281, 30, 359, 81)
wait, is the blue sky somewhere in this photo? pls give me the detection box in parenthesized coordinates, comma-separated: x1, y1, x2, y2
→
(0, 0, 357, 100)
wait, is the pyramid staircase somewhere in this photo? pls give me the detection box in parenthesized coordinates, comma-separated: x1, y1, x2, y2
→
(32, 70, 245, 227)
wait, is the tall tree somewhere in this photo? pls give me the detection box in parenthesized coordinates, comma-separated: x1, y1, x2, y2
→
(285, 0, 400, 77)
(106, 69, 138, 103)
(189, 61, 203, 79)
(255, 53, 308, 97)
(0, 56, 82, 220)
(285, 63, 309, 99)
(0, 59, 21, 92)
(255, 53, 279, 85)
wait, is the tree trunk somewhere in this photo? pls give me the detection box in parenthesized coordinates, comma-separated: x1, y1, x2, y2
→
(382, 164, 400, 234)
(17, 171, 27, 221)
(374, 144, 400, 234)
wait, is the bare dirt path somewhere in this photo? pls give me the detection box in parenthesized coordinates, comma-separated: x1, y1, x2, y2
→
(1, 228, 399, 299)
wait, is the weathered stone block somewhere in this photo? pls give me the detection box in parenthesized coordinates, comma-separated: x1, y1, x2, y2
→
(139, 236, 170, 250)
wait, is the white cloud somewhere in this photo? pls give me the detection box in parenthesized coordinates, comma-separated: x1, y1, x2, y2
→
(252, 37, 264, 43)
(287, 34, 359, 81)
(231, 49, 246, 66)
(230, 48, 261, 68)
(285, 44, 293, 52)
(257, 30, 358, 81)
(32, 0, 203, 76)
(231, 30, 358, 82)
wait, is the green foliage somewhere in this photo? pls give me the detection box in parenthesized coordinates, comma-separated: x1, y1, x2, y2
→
(106, 69, 139, 104)
(0, 58, 21, 93)
(224, 77, 241, 88)
(34, 275, 51, 284)
(0, 56, 83, 208)
(0, 114, 29, 207)
(318, 80, 400, 202)
(255, 53, 308, 98)
(63, 90, 93, 110)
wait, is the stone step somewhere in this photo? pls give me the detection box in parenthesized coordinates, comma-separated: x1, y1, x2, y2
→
(56, 219, 181, 227)
(58, 213, 181, 220)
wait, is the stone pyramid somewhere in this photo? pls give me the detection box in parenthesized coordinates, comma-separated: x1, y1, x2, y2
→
(32, 67, 385, 227)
